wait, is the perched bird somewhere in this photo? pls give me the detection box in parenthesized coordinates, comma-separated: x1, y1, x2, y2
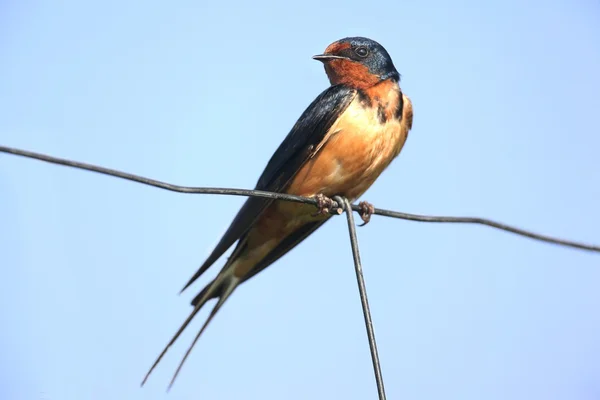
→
(142, 36, 413, 388)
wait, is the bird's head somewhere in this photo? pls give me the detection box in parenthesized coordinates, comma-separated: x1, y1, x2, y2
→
(313, 37, 399, 90)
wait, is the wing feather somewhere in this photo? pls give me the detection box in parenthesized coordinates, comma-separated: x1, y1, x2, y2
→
(180, 85, 356, 292)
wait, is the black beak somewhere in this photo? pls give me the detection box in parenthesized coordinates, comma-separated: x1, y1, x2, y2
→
(312, 54, 348, 62)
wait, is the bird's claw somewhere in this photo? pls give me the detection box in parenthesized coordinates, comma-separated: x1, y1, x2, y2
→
(312, 193, 341, 217)
(358, 201, 375, 226)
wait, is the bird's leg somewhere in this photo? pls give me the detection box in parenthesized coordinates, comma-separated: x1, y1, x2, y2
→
(358, 200, 375, 226)
(312, 193, 342, 216)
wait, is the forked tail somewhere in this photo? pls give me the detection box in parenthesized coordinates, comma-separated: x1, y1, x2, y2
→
(141, 271, 241, 389)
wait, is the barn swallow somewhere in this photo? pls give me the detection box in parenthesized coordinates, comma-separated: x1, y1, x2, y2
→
(142, 36, 414, 388)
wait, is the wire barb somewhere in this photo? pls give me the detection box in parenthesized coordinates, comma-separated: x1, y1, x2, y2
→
(335, 196, 387, 400)
(1, 145, 598, 253)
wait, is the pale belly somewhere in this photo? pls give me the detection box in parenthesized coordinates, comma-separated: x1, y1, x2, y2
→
(233, 93, 412, 276)
(257, 97, 409, 238)
(286, 98, 407, 202)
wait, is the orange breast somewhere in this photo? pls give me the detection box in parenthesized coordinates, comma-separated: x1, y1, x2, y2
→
(286, 85, 412, 202)
(233, 84, 413, 277)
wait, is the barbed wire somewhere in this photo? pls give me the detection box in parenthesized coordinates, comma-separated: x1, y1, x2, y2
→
(1, 145, 599, 253)
(1, 144, 599, 399)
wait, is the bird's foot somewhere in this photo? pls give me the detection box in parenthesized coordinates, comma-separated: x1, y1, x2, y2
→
(358, 201, 375, 226)
(312, 193, 342, 217)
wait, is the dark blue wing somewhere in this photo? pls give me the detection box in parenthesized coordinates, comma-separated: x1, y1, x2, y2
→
(181, 84, 356, 292)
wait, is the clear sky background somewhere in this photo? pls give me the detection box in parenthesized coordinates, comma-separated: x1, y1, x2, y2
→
(1, 1, 599, 399)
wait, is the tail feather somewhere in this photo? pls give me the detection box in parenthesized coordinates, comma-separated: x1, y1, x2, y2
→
(190, 282, 218, 307)
(141, 272, 241, 388)
(180, 239, 248, 295)
(167, 279, 238, 389)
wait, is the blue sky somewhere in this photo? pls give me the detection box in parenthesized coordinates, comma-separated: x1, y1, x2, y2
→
(1, 0, 599, 399)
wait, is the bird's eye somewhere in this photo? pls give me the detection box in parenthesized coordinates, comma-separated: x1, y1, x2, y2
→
(355, 46, 369, 58)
